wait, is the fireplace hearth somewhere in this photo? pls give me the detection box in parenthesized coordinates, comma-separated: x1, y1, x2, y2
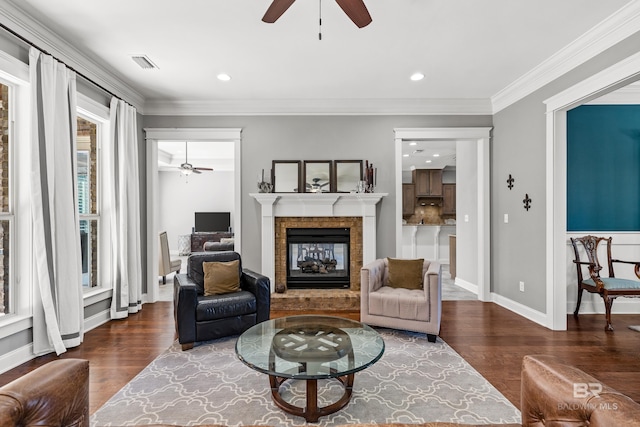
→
(286, 228, 350, 289)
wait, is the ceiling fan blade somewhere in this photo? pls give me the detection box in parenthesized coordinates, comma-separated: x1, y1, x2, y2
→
(334, 0, 372, 28)
(194, 167, 213, 171)
(192, 169, 202, 174)
(262, 0, 297, 23)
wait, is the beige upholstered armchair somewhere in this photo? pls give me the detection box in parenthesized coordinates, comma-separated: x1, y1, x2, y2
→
(159, 231, 181, 284)
(360, 258, 441, 342)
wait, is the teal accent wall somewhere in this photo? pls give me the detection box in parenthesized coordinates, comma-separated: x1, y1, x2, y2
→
(567, 105, 640, 231)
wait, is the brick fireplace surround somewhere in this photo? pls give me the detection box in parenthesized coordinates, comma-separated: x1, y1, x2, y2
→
(251, 193, 386, 314)
(275, 216, 363, 291)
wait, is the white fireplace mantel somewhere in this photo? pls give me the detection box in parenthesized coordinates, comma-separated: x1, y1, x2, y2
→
(250, 193, 387, 291)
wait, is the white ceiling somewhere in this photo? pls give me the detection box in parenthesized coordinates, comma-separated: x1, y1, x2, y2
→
(4, 0, 633, 114)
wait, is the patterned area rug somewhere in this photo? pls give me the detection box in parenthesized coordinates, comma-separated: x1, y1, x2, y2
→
(91, 329, 520, 426)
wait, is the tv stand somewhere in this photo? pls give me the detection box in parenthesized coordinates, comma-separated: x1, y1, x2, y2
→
(191, 232, 233, 252)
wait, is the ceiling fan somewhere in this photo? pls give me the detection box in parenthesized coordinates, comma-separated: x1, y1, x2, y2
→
(262, 0, 372, 28)
(176, 142, 213, 176)
(307, 177, 330, 192)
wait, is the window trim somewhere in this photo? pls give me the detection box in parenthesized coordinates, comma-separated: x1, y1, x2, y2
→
(0, 50, 31, 334)
(77, 94, 109, 295)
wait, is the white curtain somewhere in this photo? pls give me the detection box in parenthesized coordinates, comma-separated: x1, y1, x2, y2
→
(29, 47, 84, 356)
(109, 97, 143, 319)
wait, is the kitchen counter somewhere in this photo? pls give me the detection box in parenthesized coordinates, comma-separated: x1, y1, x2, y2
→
(403, 224, 456, 227)
(401, 224, 456, 262)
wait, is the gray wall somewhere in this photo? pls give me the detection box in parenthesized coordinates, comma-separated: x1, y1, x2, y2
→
(142, 115, 492, 272)
(491, 31, 640, 313)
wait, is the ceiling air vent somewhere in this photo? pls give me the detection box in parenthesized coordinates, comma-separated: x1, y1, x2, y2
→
(131, 55, 159, 70)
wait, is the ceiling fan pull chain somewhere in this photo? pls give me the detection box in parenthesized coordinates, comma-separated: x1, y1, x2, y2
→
(318, 0, 322, 40)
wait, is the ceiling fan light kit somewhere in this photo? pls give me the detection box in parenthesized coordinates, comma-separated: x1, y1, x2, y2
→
(176, 141, 214, 177)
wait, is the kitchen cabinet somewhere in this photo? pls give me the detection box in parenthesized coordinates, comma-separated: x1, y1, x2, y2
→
(402, 184, 415, 216)
(412, 169, 443, 197)
(442, 184, 456, 215)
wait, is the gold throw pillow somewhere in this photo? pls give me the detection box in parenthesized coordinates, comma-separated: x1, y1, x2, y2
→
(203, 260, 240, 296)
(387, 258, 424, 290)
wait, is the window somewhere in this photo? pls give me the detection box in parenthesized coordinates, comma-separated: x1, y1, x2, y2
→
(77, 116, 99, 288)
(0, 82, 11, 314)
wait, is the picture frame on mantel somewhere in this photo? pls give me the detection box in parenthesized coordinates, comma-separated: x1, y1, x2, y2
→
(333, 160, 363, 193)
(303, 160, 332, 193)
(272, 160, 302, 193)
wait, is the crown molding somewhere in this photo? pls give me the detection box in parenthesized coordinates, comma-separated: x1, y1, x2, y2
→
(491, 1, 640, 114)
(0, 0, 145, 110)
(143, 98, 493, 116)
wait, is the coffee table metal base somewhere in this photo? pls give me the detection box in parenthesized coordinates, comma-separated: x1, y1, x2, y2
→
(269, 372, 354, 422)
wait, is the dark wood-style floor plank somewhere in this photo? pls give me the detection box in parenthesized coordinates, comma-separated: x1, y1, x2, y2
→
(1, 300, 640, 415)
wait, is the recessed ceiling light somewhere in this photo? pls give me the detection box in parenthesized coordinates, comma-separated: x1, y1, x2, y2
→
(433, 153, 440, 157)
(425, 160, 432, 163)
(403, 154, 409, 157)
(217, 73, 232, 81)
(410, 72, 425, 81)
(409, 142, 417, 146)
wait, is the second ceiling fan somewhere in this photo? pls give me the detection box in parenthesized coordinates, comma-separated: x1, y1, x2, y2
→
(262, 0, 372, 28)
(178, 141, 213, 175)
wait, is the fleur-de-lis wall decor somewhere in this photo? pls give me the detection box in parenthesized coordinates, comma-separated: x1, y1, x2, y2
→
(523, 193, 532, 211)
(507, 174, 515, 190)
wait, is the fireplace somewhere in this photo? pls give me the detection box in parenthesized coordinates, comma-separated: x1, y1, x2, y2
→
(286, 228, 350, 289)
(250, 193, 386, 294)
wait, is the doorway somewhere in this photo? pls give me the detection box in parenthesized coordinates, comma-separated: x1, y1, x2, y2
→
(144, 128, 242, 303)
(545, 51, 640, 330)
(394, 128, 492, 301)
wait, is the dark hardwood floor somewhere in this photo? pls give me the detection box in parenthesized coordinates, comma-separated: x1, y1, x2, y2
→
(1, 300, 640, 414)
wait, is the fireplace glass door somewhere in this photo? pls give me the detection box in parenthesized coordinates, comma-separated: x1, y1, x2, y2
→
(287, 228, 350, 289)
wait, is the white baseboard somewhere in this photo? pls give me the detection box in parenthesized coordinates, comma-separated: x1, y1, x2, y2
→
(0, 343, 34, 375)
(491, 292, 548, 328)
(454, 277, 478, 294)
(84, 309, 112, 332)
(567, 297, 640, 315)
(0, 309, 113, 375)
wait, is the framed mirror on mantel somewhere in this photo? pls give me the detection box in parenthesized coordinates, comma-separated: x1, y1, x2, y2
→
(303, 160, 332, 193)
(333, 160, 363, 193)
(272, 160, 301, 193)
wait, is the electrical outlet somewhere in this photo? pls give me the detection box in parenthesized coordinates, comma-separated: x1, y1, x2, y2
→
(519, 281, 525, 292)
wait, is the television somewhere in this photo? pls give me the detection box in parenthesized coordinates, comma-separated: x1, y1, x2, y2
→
(194, 212, 231, 233)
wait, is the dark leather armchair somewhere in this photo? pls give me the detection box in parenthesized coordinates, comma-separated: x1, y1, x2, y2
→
(174, 251, 270, 350)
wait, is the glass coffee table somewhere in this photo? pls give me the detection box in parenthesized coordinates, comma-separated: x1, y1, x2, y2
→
(236, 315, 385, 422)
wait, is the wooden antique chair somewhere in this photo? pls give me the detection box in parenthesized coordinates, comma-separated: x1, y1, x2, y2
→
(571, 235, 640, 331)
